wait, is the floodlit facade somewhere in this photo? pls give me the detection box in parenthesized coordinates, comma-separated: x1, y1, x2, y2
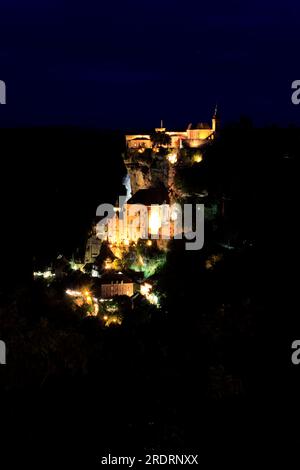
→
(126, 110, 220, 150)
(97, 188, 179, 246)
(101, 272, 134, 298)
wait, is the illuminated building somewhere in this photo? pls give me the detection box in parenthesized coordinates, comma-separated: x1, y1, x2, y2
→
(125, 135, 152, 150)
(126, 188, 170, 240)
(125, 108, 220, 151)
(100, 272, 134, 298)
(97, 188, 177, 246)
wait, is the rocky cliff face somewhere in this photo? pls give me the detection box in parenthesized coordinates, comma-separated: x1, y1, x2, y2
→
(125, 164, 152, 194)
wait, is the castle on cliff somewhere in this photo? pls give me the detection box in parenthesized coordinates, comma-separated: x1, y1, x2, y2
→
(85, 109, 220, 258)
(125, 108, 220, 151)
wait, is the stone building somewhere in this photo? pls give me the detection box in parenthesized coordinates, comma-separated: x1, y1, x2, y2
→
(101, 272, 134, 298)
(125, 108, 220, 150)
(98, 187, 175, 245)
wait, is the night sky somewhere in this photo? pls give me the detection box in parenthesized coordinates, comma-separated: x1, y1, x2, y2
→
(1, 0, 300, 128)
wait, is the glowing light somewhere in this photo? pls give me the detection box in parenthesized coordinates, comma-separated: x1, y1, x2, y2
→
(193, 153, 203, 163)
(44, 271, 54, 279)
(102, 314, 122, 326)
(205, 254, 223, 270)
(141, 283, 152, 296)
(66, 288, 99, 316)
(167, 153, 177, 164)
(140, 282, 159, 306)
(104, 258, 113, 270)
(34, 270, 55, 279)
(75, 297, 84, 307)
(148, 293, 159, 306)
(66, 289, 81, 297)
(171, 207, 178, 221)
(88, 302, 99, 317)
(70, 261, 85, 272)
(146, 240, 152, 246)
(149, 206, 161, 235)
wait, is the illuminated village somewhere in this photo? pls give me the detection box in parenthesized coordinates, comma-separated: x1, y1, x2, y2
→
(33, 109, 221, 326)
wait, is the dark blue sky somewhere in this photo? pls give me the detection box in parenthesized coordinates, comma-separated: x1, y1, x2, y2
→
(0, 0, 300, 128)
